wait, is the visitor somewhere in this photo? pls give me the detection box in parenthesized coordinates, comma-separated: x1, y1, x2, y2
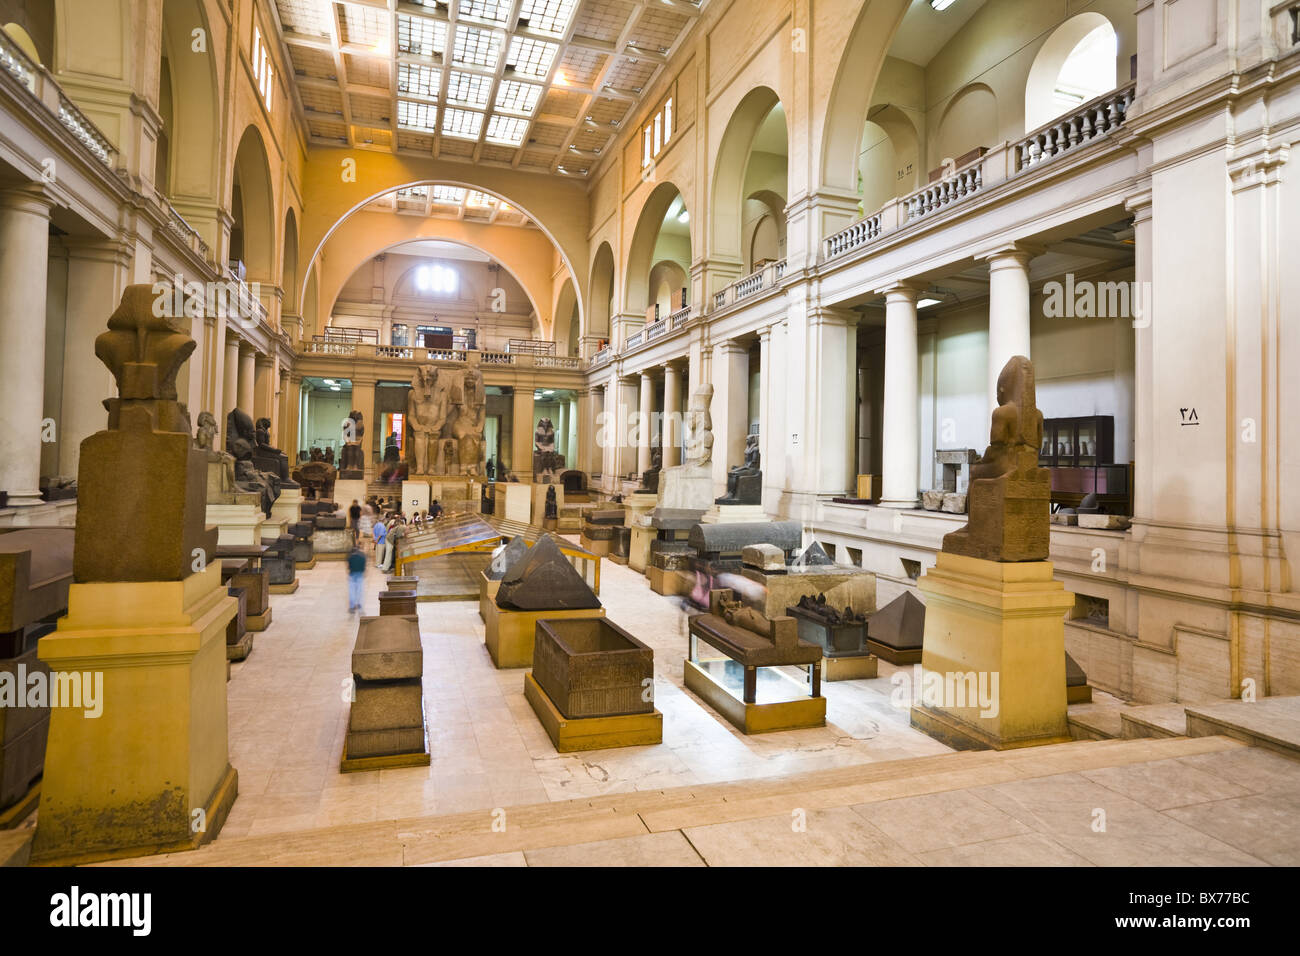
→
(348, 499, 362, 546)
(346, 546, 366, 613)
(382, 515, 406, 573)
(430, 500, 444, 520)
(358, 500, 375, 552)
(373, 514, 388, 568)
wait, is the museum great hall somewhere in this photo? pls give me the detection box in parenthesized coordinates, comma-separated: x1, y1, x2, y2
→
(0, 0, 1297, 871)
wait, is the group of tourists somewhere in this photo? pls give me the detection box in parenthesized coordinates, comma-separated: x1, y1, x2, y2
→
(343, 496, 448, 612)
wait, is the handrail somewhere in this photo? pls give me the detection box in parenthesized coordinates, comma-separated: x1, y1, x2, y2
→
(1015, 82, 1136, 172)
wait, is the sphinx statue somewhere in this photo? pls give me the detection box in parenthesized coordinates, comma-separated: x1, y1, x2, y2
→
(941, 355, 1050, 562)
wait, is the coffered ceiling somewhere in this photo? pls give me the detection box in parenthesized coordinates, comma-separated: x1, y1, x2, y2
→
(271, 0, 706, 179)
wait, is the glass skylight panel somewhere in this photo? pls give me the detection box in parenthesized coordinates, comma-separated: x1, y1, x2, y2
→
(452, 26, 502, 69)
(459, 0, 510, 25)
(486, 114, 529, 146)
(441, 107, 484, 139)
(398, 63, 440, 99)
(467, 191, 495, 207)
(396, 185, 429, 200)
(495, 80, 542, 115)
(397, 99, 439, 132)
(432, 185, 467, 204)
(519, 0, 578, 37)
(507, 36, 557, 79)
(446, 71, 492, 108)
(397, 14, 446, 57)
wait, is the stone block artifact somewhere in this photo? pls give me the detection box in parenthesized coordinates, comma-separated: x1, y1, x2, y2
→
(941, 355, 1050, 562)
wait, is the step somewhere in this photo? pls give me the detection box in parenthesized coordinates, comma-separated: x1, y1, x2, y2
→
(1068, 709, 1123, 740)
(1184, 695, 1300, 761)
(0, 828, 33, 867)
(1120, 702, 1188, 738)
(98, 734, 1244, 868)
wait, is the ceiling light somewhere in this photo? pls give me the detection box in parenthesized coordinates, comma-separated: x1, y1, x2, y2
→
(917, 297, 943, 309)
(329, 385, 341, 391)
(323, 379, 336, 385)
(929, 0, 958, 10)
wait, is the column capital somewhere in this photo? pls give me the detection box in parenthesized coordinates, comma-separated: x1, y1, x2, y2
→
(0, 182, 54, 216)
(238, 340, 258, 357)
(808, 305, 857, 328)
(713, 338, 749, 356)
(1123, 189, 1153, 222)
(976, 242, 1041, 267)
(757, 324, 774, 342)
(875, 280, 928, 302)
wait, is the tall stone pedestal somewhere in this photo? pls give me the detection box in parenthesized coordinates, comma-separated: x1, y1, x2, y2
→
(206, 503, 265, 548)
(699, 504, 768, 525)
(502, 482, 532, 523)
(30, 562, 238, 864)
(910, 552, 1074, 751)
(269, 485, 304, 526)
(657, 463, 713, 512)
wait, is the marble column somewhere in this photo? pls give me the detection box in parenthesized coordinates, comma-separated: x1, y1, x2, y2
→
(757, 327, 772, 505)
(253, 354, 273, 422)
(511, 386, 534, 479)
(662, 362, 683, 467)
(222, 335, 239, 443)
(0, 185, 53, 506)
(880, 283, 923, 508)
(567, 395, 579, 470)
(805, 307, 858, 498)
(237, 343, 256, 415)
(278, 368, 292, 451)
(637, 371, 655, 475)
(575, 388, 592, 474)
(58, 237, 129, 478)
(983, 246, 1035, 413)
(616, 377, 638, 480)
(351, 378, 377, 473)
(711, 340, 750, 493)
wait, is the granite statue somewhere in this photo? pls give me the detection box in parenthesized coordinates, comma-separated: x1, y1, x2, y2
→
(339, 410, 365, 477)
(544, 485, 558, 520)
(533, 417, 564, 482)
(637, 446, 662, 494)
(226, 408, 282, 516)
(451, 367, 486, 476)
(715, 433, 761, 505)
(941, 355, 1050, 562)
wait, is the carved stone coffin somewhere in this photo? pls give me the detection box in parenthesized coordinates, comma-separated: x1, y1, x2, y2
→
(347, 616, 424, 759)
(532, 618, 654, 720)
(261, 536, 297, 586)
(379, 590, 418, 616)
(786, 604, 869, 658)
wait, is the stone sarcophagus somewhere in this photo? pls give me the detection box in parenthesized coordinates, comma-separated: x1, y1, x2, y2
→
(379, 588, 418, 616)
(532, 618, 653, 720)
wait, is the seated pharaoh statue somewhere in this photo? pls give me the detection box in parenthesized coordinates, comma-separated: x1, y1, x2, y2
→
(636, 446, 662, 494)
(252, 415, 291, 482)
(338, 410, 365, 478)
(226, 408, 282, 516)
(940, 355, 1050, 562)
(715, 433, 761, 505)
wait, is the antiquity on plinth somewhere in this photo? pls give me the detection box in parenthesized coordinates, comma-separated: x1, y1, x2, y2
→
(910, 355, 1075, 751)
(31, 285, 238, 864)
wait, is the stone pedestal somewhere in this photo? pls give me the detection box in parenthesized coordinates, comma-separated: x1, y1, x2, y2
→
(656, 462, 713, 512)
(502, 482, 531, 524)
(269, 485, 304, 526)
(205, 503, 265, 548)
(699, 504, 769, 525)
(629, 526, 656, 573)
(30, 563, 238, 864)
(910, 552, 1074, 751)
(401, 480, 431, 516)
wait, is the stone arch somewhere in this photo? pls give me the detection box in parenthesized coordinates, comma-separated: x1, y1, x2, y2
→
(158, 0, 220, 204)
(859, 103, 921, 214)
(296, 151, 588, 335)
(230, 124, 276, 283)
(281, 206, 299, 313)
(710, 86, 786, 263)
(2, 21, 50, 67)
(552, 277, 578, 355)
(316, 223, 555, 342)
(625, 181, 690, 318)
(935, 83, 998, 169)
(588, 241, 615, 344)
(1025, 12, 1118, 131)
(817, 0, 913, 195)
(647, 259, 688, 320)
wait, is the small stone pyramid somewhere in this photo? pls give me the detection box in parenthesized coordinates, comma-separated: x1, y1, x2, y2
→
(797, 541, 836, 567)
(866, 591, 926, 661)
(486, 535, 529, 580)
(496, 535, 601, 610)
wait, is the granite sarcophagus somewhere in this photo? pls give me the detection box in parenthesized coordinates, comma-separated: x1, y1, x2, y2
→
(532, 618, 654, 720)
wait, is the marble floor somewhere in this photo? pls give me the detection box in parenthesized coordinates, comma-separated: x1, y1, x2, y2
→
(220, 543, 953, 840)
(94, 544, 1300, 867)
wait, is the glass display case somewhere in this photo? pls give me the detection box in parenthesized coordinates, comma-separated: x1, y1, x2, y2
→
(1039, 416, 1114, 468)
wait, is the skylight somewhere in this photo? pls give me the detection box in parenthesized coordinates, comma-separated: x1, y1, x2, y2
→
(447, 71, 493, 108)
(397, 63, 440, 99)
(396, 14, 445, 57)
(486, 114, 529, 146)
(453, 26, 503, 69)
(495, 80, 543, 115)
(507, 36, 558, 79)
(441, 107, 484, 139)
(519, 0, 578, 37)
(397, 100, 439, 133)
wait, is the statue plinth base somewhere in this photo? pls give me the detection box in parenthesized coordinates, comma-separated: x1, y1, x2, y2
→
(205, 503, 265, 547)
(909, 552, 1074, 751)
(657, 463, 714, 512)
(700, 504, 769, 525)
(269, 485, 303, 525)
(30, 562, 238, 864)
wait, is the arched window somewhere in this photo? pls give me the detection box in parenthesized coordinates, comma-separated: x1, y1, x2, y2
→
(416, 263, 458, 295)
(1025, 15, 1119, 131)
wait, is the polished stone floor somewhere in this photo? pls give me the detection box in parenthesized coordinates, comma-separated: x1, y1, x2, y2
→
(220, 544, 952, 839)
(97, 544, 1300, 866)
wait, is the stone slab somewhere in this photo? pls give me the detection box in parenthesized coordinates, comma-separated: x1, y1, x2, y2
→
(352, 615, 422, 680)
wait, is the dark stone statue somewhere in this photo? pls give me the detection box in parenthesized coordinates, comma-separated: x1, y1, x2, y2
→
(637, 446, 662, 494)
(339, 410, 365, 477)
(942, 355, 1050, 562)
(251, 415, 290, 483)
(544, 485, 558, 520)
(227, 408, 282, 516)
(714, 433, 762, 505)
(795, 593, 864, 626)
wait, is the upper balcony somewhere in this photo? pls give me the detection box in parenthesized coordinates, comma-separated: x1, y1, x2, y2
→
(822, 83, 1138, 271)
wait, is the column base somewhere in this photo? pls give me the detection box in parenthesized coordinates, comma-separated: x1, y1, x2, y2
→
(878, 498, 919, 510)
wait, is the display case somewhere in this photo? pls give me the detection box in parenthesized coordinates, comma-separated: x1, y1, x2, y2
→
(1038, 416, 1114, 469)
(1049, 464, 1132, 515)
